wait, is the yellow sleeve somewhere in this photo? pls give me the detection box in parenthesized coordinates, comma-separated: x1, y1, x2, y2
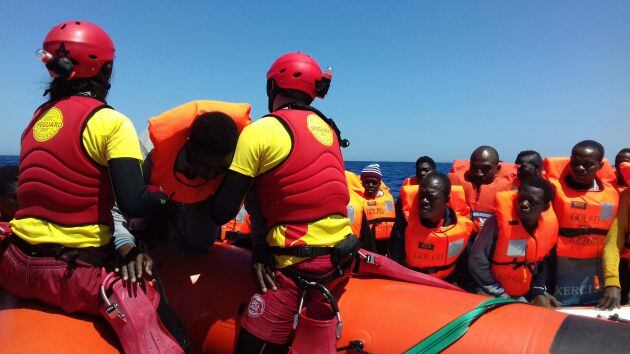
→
(229, 116, 291, 177)
(81, 108, 143, 166)
(603, 191, 629, 288)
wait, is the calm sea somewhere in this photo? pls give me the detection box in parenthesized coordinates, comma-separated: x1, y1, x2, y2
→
(0, 156, 452, 200)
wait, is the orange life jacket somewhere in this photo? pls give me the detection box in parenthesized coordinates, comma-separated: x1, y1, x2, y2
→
(345, 172, 396, 239)
(347, 192, 364, 237)
(148, 101, 251, 204)
(448, 160, 516, 231)
(363, 188, 396, 240)
(403, 187, 474, 279)
(617, 162, 630, 194)
(621, 162, 630, 186)
(544, 157, 619, 305)
(401, 176, 418, 187)
(490, 190, 558, 297)
(399, 184, 470, 222)
(220, 206, 250, 242)
(544, 158, 619, 260)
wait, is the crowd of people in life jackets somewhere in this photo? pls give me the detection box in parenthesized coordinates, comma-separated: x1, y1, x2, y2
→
(0, 19, 629, 354)
(223, 145, 630, 311)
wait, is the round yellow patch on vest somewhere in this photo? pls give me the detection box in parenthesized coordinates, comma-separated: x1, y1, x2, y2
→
(33, 107, 64, 142)
(306, 114, 333, 146)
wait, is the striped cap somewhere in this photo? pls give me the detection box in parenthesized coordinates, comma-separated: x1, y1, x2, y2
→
(360, 163, 382, 181)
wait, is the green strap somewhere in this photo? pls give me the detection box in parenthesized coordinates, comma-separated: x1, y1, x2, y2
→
(404, 298, 519, 354)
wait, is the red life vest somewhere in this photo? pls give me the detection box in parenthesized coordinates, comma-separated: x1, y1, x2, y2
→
(148, 101, 251, 204)
(399, 184, 470, 223)
(255, 109, 349, 229)
(490, 190, 558, 297)
(448, 160, 516, 231)
(16, 96, 114, 226)
(544, 157, 619, 305)
(403, 187, 474, 279)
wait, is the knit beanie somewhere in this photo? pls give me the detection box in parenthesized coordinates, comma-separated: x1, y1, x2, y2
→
(360, 163, 382, 181)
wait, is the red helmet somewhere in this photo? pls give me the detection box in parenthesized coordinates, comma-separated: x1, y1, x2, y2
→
(43, 21, 115, 79)
(266, 52, 331, 100)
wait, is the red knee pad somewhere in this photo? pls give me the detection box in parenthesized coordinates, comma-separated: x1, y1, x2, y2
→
(99, 270, 183, 354)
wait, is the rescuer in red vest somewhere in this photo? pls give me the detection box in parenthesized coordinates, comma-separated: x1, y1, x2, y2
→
(469, 177, 561, 308)
(0, 21, 189, 351)
(207, 52, 358, 352)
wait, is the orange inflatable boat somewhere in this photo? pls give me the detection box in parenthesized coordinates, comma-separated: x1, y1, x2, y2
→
(1, 244, 629, 353)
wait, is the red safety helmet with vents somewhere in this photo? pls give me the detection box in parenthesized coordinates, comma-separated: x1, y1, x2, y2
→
(266, 52, 332, 100)
(43, 21, 115, 79)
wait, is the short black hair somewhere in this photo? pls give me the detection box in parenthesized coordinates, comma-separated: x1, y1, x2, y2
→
(188, 112, 238, 156)
(515, 150, 542, 164)
(471, 145, 499, 162)
(520, 177, 554, 206)
(423, 172, 451, 198)
(0, 165, 18, 196)
(573, 140, 605, 161)
(615, 148, 630, 165)
(416, 156, 436, 169)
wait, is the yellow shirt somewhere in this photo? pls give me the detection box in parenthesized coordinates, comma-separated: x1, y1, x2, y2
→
(603, 189, 630, 288)
(11, 108, 143, 248)
(230, 115, 351, 267)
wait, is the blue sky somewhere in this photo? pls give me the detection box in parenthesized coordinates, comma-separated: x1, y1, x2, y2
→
(1, 1, 628, 162)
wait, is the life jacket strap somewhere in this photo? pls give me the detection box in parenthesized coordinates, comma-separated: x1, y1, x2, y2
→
(558, 227, 608, 238)
(408, 260, 457, 274)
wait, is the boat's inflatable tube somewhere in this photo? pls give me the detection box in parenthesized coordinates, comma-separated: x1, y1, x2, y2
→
(1, 244, 629, 353)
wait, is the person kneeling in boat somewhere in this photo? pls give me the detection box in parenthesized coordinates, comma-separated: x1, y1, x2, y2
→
(545, 140, 619, 306)
(115, 100, 251, 251)
(0, 21, 189, 352)
(348, 164, 396, 254)
(468, 177, 561, 308)
(207, 52, 358, 353)
(513, 150, 544, 188)
(388, 173, 474, 283)
(598, 161, 630, 310)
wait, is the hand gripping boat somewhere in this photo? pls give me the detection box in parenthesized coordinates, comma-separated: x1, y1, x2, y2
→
(1, 244, 629, 353)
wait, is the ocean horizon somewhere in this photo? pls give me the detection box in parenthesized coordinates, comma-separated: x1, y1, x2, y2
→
(0, 156, 451, 200)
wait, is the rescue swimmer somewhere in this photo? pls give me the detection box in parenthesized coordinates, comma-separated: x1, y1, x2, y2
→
(545, 140, 620, 306)
(0, 21, 189, 352)
(206, 52, 359, 353)
(388, 173, 474, 282)
(468, 177, 561, 308)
